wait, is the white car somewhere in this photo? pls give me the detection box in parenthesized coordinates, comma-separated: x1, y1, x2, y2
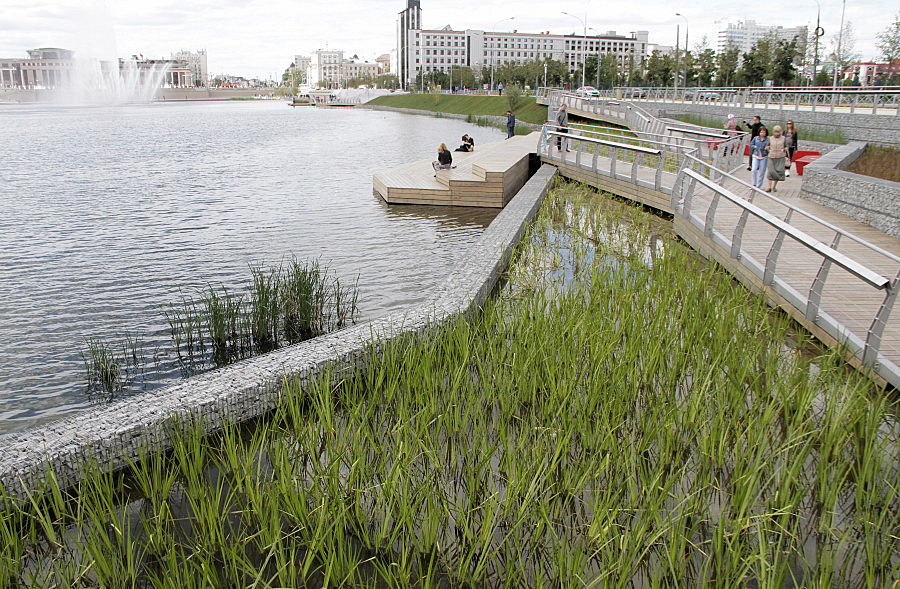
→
(575, 85, 601, 97)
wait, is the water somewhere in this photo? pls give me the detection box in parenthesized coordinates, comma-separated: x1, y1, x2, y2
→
(0, 100, 506, 434)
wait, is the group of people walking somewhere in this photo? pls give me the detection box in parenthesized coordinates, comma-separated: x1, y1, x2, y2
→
(728, 114, 799, 193)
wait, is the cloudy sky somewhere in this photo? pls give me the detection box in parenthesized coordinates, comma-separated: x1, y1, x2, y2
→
(2, 0, 894, 80)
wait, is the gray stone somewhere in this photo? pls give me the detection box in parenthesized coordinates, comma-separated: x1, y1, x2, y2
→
(799, 142, 900, 238)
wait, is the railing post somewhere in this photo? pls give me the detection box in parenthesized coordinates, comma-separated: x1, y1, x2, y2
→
(763, 209, 794, 286)
(864, 269, 900, 367)
(576, 135, 583, 167)
(730, 207, 752, 260)
(631, 152, 640, 183)
(610, 147, 618, 178)
(805, 233, 841, 323)
(656, 154, 665, 191)
(704, 193, 721, 238)
(592, 145, 599, 171)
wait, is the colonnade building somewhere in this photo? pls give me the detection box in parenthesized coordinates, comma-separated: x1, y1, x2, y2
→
(0, 48, 196, 89)
(396, 0, 649, 89)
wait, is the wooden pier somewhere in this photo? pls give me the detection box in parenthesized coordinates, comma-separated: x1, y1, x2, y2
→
(374, 135, 535, 208)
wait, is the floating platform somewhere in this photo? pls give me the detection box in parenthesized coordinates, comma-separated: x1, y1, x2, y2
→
(374, 134, 536, 208)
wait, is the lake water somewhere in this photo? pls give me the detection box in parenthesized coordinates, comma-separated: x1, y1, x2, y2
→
(0, 100, 506, 434)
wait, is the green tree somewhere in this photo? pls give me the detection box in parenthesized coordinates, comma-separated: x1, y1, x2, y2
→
(449, 66, 477, 89)
(876, 12, 900, 62)
(715, 45, 740, 86)
(584, 53, 618, 88)
(769, 38, 801, 85)
(695, 48, 717, 86)
(646, 50, 674, 86)
(737, 39, 773, 86)
(829, 20, 860, 85)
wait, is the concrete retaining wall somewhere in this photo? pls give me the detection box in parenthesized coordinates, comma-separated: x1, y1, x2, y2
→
(799, 142, 900, 238)
(645, 101, 900, 147)
(0, 165, 557, 502)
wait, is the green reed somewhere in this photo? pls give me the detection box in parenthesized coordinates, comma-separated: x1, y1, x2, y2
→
(15, 181, 899, 587)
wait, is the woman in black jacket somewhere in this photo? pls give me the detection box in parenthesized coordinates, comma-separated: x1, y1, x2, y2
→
(433, 143, 452, 174)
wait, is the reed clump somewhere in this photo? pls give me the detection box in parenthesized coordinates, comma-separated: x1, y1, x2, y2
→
(16, 182, 899, 586)
(82, 257, 359, 393)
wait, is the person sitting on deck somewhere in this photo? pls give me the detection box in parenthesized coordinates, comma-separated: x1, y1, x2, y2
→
(455, 135, 472, 152)
(466, 135, 475, 151)
(432, 143, 454, 175)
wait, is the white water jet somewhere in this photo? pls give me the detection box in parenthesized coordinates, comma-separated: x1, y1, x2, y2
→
(56, 58, 170, 105)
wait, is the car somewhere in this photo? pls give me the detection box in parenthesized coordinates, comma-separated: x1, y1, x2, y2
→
(698, 91, 722, 101)
(627, 88, 647, 98)
(575, 85, 601, 97)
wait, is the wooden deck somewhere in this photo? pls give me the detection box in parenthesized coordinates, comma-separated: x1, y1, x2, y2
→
(374, 135, 535, 208)
(544, 145, 900, 387)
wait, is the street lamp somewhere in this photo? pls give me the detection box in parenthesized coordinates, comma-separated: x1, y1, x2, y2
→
(810, 0, 823, 85)
(832, 0, 847, 90)
(562, 11, 588, 88)
(676, 13, 689, 89)
(490, 16, 515, 93)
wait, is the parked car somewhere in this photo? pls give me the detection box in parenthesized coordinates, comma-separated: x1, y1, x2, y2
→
(575, 85, 601, 97)
(627, 88, 647, 98)
(697, 90, 722, 101)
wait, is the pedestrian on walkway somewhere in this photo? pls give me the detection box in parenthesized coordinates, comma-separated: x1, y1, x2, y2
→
(766, 125, 787, 193)
(783, 120, 799, 177)
(749, 126, 769, 189)
(555, 105, 569, 151)
(506, 110, 516, 139)
(740, 115, 764, 170)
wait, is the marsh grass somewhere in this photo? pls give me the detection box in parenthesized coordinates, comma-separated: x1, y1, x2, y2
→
(83, 257, 359, 393)
(846, 144, 900, 183)
(19, 183, 900, 587)
(465, 114, 532, 135)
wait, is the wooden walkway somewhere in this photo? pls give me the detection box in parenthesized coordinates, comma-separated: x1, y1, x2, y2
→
(374, 135, 535, 208)
(543, 144, 900, 387)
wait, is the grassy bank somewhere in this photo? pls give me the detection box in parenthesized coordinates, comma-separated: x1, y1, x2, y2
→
(670, 113, 849, 145)
(847, 144, 900, 182)
(368, 93, 547, 126)
(3, 182, 897, 587)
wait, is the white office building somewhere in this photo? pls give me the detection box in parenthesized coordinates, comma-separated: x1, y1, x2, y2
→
(396, 0, 649, 89)
(716, 20, 807, 55)
(308, 49, 344, 88)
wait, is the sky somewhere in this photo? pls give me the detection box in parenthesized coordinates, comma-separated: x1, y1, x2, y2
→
(1, 0, 894, 80)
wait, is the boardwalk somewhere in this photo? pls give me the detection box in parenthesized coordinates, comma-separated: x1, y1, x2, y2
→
(542, 141, 900, 387)
(374, 135, 534, 208)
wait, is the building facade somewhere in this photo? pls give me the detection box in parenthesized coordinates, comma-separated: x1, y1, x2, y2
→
(0, 48, 74, 88)
(170, 49, 208, 86)
(396, 1, 649, 89)
(716, 20, 807, 56)
(308, 49, 344, 88)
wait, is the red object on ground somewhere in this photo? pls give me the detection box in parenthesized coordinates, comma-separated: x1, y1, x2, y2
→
(744, 144, 750, 156)
(795, 155, 821, 176)
(792, 150, 821, 162)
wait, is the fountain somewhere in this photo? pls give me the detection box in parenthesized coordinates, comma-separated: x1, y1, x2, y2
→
(55, 57, 170, 105)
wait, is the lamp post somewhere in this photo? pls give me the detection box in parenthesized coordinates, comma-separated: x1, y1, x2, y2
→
(676, 13, 689, 89)
(490, 16, 515, 94)
(832, 0, 846, 90)
(811, 0, 823, 85)
(673, 23, 680, 92)
(562, 11, 589, 88)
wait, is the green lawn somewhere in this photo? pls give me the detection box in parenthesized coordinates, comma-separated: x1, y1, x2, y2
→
(367, 93, 548, 125)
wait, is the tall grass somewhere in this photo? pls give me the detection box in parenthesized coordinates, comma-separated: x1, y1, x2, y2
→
(846, 144, 900, 182)
(15, 182, 899, 586)
(83, 257, 359, 393)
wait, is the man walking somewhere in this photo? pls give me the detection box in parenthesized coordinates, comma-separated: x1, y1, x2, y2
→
(506, 110, 516, 139)
(740, 115, 763, 170)
(555, 104, 569, 151)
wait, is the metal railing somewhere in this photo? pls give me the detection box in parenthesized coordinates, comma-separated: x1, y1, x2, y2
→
(672, 157, 899, 382)
(547, 92, 750, 174)
(538, 126, 682, 194)
(597, 86, 900, 116)
(533, 92, 899, 384)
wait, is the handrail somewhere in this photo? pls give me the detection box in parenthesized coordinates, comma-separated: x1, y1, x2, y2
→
(682, 170, 891, 289)
(665, 126, 731, 139)
(547, 131, 662, 156)
(682, 154, 900, 265)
